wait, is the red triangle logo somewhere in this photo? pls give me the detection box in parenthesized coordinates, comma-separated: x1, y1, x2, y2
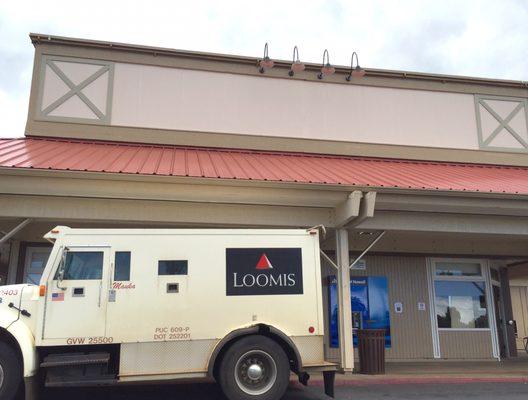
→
(256, 253, 273, 270)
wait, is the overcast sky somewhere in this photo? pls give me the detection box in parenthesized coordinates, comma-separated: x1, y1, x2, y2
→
(1, 0, 527, 138)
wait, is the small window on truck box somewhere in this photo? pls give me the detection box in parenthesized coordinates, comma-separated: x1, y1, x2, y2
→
(114, 252, 131, 281)
(158, 260, 188, 275)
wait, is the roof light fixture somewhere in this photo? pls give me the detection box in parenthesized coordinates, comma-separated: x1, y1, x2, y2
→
(346, 51, 366, 81)
(288, 46, 305, 76)
(317, 49, 335, 79)
(258, 43, 274, 73)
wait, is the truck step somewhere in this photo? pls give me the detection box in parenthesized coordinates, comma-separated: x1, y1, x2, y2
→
(41, 352, 110, 368)
(45, 374, 116, 388)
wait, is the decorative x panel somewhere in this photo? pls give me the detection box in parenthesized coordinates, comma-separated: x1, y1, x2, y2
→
(475, 95, 528, 151)
(38, 56, 114, 124)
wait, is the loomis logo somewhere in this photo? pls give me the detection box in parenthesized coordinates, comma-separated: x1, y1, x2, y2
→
(226, 248, 303, 296)
(255, 254, 273, 270)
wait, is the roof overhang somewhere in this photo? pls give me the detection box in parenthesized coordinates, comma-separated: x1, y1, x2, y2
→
(2, 137, 528, 197)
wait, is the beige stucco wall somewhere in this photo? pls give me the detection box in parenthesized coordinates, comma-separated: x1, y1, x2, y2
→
(34, 56, 483, 150)
(31, 50, 528, 161)
(322, 254, 435, 361)
(110, 63, 479, 150)
(438, 331, 494, 359)
(322, 254, 497, 361)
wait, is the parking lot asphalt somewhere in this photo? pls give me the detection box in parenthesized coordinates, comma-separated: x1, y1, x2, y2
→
(41, 382, 327, 400)
(40, 381, 528, 400)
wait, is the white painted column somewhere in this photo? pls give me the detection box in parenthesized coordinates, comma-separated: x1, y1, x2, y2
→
(336, 228, 354, 371)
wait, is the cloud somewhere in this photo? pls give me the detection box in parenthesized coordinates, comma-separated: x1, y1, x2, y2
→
(0, 0, 527, 137)
(0, 89, 29, 138)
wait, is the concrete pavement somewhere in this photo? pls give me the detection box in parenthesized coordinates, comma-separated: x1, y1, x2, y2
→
(39, 358, 528, 399)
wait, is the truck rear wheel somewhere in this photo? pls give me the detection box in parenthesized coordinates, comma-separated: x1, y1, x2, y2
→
(0, 342, 21, 400)
(218, 335, 289, 400)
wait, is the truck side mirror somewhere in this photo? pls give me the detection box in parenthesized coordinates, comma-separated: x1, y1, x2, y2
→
(56, 249, 68, 291)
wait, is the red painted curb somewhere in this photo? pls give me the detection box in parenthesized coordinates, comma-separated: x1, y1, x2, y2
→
(291, 376, 528, 387)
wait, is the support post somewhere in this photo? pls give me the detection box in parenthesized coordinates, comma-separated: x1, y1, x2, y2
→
(323, 371, 336, 398)
(336, 228, 354, 372)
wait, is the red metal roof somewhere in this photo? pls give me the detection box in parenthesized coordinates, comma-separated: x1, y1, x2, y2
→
(1, 137, 528, 195)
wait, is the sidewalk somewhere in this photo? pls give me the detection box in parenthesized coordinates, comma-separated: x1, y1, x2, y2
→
(302, 357, 528, 387)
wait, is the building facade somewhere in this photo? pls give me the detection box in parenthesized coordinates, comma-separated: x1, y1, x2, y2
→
(1, 34, 528, 370)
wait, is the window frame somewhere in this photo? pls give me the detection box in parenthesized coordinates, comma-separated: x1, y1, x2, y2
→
(113, 251, 132, 282)
(49, 245, 110, 284)
(22, 245, 52, 285)
(431, 258, 491, 332)
(158, 260, 188, 276)
(58, 250, 105, 281)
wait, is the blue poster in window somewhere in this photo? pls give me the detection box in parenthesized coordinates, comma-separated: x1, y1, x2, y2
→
(328, 275, 391, 348)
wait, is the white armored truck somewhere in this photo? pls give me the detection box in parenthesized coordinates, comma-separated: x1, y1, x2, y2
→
(0, 227, 336, 400)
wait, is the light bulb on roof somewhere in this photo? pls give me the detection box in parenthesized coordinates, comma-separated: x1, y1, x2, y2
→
(288, 46, 305, 76)
(258, 43, 274, 73)
(346, 51, 366, 81)
(317, 49, 335, 79)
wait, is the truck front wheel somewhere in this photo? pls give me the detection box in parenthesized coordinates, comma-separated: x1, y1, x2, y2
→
(218, 335, 290, 400)
(0, 342, 21, 400)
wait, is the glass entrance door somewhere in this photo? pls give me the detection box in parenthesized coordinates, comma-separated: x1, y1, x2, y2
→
(23, 246, 52, 285)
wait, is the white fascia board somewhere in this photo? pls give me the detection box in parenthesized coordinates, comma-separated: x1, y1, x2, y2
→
(357, 210, 528, 236)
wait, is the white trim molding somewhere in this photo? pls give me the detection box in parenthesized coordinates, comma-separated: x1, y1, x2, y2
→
(37, 55, 114, 124)
(475, 94, 528, 153)
(426, 258, 441, 358)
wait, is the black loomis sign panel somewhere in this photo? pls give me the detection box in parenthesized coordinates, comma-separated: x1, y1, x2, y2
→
(226, 248, 303, 296)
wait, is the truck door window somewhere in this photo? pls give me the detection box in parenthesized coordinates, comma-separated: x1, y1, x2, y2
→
(158, 260, 188, 275)
(114, 251, 131, 281)
(56, 251, 104, 280)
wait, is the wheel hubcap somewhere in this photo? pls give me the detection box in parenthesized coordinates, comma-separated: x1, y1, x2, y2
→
(235, 350, 277, 395)
(247, 363, 263, 380)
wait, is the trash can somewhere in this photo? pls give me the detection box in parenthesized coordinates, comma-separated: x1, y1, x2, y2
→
(357, 329, 385, 374)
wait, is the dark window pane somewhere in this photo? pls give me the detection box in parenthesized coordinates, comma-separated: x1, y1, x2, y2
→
(435, 281, 488, 329)
(158, 260, 188, 275)
(62, 252, 103, 280)
(435, 262, 481, 277)
(114, 252, 131, 281)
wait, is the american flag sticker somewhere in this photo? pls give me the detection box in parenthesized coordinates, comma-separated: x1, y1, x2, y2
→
(52, 293, 64, 302)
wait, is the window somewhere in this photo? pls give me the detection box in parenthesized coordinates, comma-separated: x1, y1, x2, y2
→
(114, 252, 131, 281)
(435, 262, 481, 277)
(24, 247, 52, 285)
(435, 281, 489, 328)
(60, 252, 103, 280)
(158, 260, 188, 276)
(433, 260, 489, 329)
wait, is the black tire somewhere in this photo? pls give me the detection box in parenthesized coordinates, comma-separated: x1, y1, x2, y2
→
(0, 342, 22, 400)
(218, 335, 290, 400)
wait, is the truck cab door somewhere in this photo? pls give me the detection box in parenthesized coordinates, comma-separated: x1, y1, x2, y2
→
(43, 246, 110, 340)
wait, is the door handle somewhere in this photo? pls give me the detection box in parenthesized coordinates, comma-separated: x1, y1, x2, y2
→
(72, 287, 85, 297)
